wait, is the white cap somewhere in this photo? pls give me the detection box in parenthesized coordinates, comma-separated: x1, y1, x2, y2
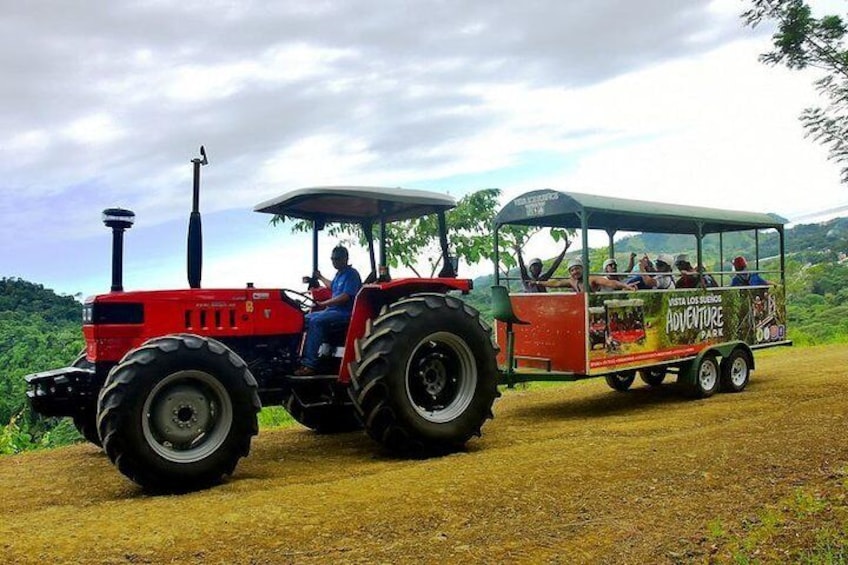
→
(674, 253, 690, 266)
(528, 257, 542, 268)
(656, 253, 674, 266)
(567, 257, 583, 270)
(602, 258, 617, 269)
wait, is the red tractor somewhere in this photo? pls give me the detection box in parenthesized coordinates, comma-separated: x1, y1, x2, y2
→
(25, 151, 499, 491)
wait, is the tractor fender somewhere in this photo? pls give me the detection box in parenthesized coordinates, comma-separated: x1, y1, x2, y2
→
(339, 279, 475, 383)
(679, 341, 754, 385)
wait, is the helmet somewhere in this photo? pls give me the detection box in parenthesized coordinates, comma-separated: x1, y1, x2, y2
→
(567, 257, 583, 270)
(732, 256, 747, 270)
(528, 257, 542, 268)
(602, 258, 617, 270)
(656, 253, 674, 267)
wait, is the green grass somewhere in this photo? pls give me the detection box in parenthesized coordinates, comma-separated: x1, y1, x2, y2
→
(258, 406, 296, 429)
(708, 477, 847, 564)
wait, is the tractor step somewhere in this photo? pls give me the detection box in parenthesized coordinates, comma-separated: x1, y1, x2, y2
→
(290, 387, 354, 410)
(286, 373, 339, 382)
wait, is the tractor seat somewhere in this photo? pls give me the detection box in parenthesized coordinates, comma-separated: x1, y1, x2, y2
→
(490, 285, 528, 325)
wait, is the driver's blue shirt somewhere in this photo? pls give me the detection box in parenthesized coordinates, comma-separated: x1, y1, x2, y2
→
(329, 266, 362, 313)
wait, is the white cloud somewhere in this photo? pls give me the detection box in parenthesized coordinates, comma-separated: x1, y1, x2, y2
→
(61, 113, 125, 145)
(3, 0, 848, 297)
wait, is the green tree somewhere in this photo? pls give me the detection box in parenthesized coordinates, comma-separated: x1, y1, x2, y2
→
(273, 188, 512, 277)
(744, 0, 848, 182)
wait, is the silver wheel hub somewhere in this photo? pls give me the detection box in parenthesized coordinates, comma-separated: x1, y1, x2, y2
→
(150, 385, 213, 444)
(699, 361, 718, 390)
(730, 357, 748, 386)
(406, 332, 478, 424)
(419, 354, 448, 397)
(142, 370, 233, 464)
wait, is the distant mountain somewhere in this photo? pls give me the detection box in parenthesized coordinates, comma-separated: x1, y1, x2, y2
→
(600, 216, 848, 266)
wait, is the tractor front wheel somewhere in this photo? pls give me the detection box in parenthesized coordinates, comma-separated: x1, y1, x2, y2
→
(97, 334, 260, 491)
(349, 294, 499, 454)
(70, 352, 101, 447)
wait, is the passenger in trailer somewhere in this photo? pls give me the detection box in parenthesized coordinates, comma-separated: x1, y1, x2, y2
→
(540, 257, 637, 292)
(675, 254, 717, 289)
(514, 239, 571, 293)
(637, 253, 676, 290)
(731, 256, 772, 286)
(601, 254, 637, 282)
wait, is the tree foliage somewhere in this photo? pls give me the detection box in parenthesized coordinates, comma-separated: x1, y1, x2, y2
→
(272, 189, 504, 277)
(0, 278, 84, 454)
(271, 188, 572, 278)
(744, 0, 848, 182)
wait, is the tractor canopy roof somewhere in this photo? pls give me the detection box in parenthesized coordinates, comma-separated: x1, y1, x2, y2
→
(494, 189, 787, 235)
(254, 186, 456, 224)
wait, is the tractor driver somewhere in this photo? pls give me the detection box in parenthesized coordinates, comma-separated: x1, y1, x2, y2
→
(294, 245, 362, 376)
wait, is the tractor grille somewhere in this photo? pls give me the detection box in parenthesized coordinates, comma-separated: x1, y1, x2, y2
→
(184, 308, 239, 330)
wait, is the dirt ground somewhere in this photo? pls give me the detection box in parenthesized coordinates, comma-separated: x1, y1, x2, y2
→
(1, 344, 846, 564)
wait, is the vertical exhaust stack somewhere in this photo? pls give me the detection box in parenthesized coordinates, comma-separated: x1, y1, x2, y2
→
(187, 146, 208, 289)
(102, 208, 136, 292)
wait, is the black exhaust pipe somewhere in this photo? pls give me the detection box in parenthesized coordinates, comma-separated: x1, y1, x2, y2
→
(102, 208, 135, 292)
(187, 146, 208, 289)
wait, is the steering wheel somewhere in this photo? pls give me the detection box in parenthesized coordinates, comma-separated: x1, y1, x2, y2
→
(282, 289, 318, 313)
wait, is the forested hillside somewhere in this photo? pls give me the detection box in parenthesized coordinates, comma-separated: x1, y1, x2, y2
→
(0, 279, 84, 453)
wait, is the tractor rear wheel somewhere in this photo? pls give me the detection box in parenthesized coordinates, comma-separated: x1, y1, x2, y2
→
(71, 352, 101, 447)
(97, 334, 260, 491)
(349, 293, 499, 454)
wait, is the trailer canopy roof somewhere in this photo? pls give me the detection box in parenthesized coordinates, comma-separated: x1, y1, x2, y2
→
(495, 189, 787, 234)
(254, 186, 456, 224)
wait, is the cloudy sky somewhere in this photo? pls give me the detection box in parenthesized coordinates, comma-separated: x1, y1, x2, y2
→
(2, 0, 847, 298)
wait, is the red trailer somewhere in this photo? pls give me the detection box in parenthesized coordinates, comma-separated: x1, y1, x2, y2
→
(491, 190, 790, 396)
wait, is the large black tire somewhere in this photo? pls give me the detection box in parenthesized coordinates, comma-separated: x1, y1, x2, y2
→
(283, 387, 362, 434)
(686, 353, 720, 399)
(605, 371, 636, 392)
(639, 368, 666, 387)
(349, 293, 499, 454)
(71, 353, 102, 447)
(97, 334, 261, 491)
(720, 349, 751, 393)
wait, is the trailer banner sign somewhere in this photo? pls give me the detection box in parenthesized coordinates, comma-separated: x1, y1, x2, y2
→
(587, 286, 786, 372)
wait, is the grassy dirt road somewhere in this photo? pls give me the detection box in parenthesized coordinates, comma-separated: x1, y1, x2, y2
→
(1, 344, 846, 564)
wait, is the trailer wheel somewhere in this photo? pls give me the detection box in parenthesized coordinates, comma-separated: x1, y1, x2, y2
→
(720, 349, 751, 393)
(639, 368, 666, 387)
(97, 334, 260, 491)
(70, 353, 102, 447)
(349, 293, 499, 454)
(687, 353, 720, 398)
(605, 371, 636, 392)
(283, 389, 361, 433)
